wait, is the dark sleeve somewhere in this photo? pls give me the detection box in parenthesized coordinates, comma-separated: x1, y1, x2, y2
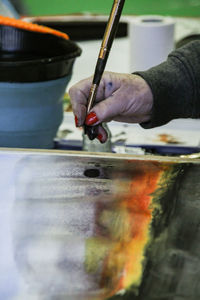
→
(134, 40, 200, 129)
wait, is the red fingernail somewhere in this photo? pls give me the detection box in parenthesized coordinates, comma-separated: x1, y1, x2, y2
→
(85, 112, 99, 125)
(97, 134, 103, 142)
(75, 115, 78, 127)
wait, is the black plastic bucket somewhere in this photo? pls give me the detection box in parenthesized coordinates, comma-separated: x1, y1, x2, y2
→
(0, 24, 82, 82)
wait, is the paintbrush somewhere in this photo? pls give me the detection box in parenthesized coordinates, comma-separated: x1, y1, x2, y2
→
(84, 0, 126, 140)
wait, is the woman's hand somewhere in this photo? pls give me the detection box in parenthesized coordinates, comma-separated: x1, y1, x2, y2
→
(69, 71, 153, 142)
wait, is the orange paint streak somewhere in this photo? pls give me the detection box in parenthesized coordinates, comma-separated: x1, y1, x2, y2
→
(0, 15, 69, 40)
(122, 167, 163, 213)
(98, 163, 167, 298)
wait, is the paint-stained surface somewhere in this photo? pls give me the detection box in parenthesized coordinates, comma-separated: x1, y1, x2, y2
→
(85, 162, 175, 299)
(0, 149, 200, 300)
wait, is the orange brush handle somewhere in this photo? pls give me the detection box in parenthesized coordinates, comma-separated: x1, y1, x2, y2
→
(0, 15, 69, 40)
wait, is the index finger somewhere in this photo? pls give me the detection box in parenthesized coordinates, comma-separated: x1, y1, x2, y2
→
(69, 77, 92, 125)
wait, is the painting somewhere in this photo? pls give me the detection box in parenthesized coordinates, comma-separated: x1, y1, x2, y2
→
(0, 149, 200, 299)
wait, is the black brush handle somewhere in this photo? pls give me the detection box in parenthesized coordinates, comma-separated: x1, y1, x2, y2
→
(84, 0, 126, 140)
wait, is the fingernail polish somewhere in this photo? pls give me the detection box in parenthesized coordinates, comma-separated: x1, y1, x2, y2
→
(85, 112, 99, 125)
(97, 134, 103, 143)
(75, 115, 78, 127)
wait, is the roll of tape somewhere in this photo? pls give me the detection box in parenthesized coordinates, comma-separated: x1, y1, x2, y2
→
(129, 15, 175, 72)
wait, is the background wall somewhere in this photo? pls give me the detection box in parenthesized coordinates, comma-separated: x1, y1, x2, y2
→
(23, 0, 200, 17)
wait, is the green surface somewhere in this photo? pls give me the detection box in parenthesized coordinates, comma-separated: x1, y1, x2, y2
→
(23, 0, 200, 17)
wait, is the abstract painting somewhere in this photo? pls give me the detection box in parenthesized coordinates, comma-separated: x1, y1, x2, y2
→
(0, 149, 199, 300)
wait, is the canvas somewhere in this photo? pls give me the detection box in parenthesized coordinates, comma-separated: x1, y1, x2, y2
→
(0, 149, 199, 300)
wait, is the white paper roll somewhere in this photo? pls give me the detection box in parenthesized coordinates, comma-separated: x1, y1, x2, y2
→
(129, 15, 175, 72)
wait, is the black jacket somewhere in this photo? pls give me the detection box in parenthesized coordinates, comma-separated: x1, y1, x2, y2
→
(135, 40, 200, 128)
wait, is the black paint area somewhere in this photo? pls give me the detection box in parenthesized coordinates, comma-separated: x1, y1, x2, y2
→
(84, 124, 99, 140)
(84, 168, 100, 178)
(108, 81, 113, 90)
